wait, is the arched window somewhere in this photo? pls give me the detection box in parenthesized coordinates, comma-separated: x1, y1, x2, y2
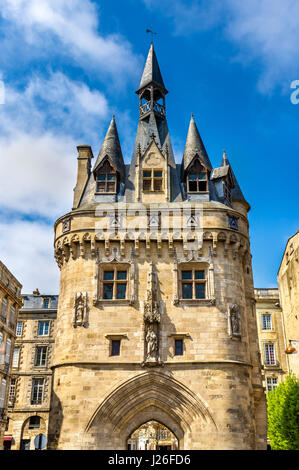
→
(95, 160, 117, 194)
(186, 160, 208, 193)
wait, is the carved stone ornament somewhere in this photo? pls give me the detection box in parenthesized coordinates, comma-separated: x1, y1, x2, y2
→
(228, 303, 241, 337)
(228, 215, 239, 231)
(145, 324, 158, 361)
(143, 263, 162, 366)
(186, 215, 198, 227)
(94, 246, 137, 306)
(62, 217, 71, 233)
(73, 292, 88, 328)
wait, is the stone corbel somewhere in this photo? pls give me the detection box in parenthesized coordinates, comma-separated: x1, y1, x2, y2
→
(157, 234, 162, 254)
(146, 234, 151, 255)
(90, 237, 96, 258)
(232, 241, 240, 260)
(224, 239, 230, 257)
(168, 233, 173, 255)
(105, 237, 110, 257)
(212, 234, 217, 256)
(62, 240, 70, 262)
(134, 238, 140, 257)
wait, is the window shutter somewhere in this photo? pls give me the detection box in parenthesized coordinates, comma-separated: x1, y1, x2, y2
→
(12, 348, 20, 368)
(0, 378, 6, 408)
(5, 338, 11, 364)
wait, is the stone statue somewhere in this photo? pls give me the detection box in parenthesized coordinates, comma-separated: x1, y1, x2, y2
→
(73, 292, 88, 327)
(146, 326, 157, 360)
(229, 303, 241, 336)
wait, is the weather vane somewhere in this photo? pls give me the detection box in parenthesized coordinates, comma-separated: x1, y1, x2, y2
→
(146, 29, 157, 43)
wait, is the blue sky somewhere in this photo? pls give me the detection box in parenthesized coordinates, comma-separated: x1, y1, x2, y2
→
(0, 0, 298, 293)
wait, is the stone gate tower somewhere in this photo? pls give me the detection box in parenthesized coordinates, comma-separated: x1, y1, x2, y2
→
(48, 44, 267, 450)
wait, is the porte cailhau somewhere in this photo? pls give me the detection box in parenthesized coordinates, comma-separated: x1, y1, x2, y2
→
(48, 44, 267, 450)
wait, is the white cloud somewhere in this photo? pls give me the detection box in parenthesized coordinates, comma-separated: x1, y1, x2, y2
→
(1, 72, 109, 139)
(0, 131, 76, 217)
(1, 0, 142, 84)
(0, 72, 112, 217)
(143, 0, 299, 93)
(0, 219, 59, 293)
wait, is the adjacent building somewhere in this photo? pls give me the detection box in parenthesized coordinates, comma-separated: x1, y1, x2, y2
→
(254, 288, 288, 393)
(47, 44, 266, 450)
(0, 261, 22, 450)
(277, 231, 299, 376)
(4, 291, 58, 450)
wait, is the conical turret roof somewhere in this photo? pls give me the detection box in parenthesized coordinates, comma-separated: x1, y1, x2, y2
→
(93, 115, 125, 182)
(213, 150, 247, 204)
(181, 114, 212, 173)
(137, 43, 167, 93)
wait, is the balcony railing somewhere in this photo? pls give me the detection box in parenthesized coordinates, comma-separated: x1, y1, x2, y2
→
(140, 101, 166, 118)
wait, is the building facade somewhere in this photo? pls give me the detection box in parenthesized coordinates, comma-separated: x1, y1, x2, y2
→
(277, 231, 299, 376)
(0, 261, 22, 450)
(4, 291, 57, 450)
(254, 288, 288, 393)
(47, 44, 266, 450)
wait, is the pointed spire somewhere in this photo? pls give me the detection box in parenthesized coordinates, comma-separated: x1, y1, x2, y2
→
(137, 43, 167, 93)
(181, 114, 212, 173)
(221, 149, 229, 167)
(93, 115, 125, 182)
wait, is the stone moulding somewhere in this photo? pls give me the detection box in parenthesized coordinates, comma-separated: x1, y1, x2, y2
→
(93, 246, 137, 307)
(172, 248, 216, 306)
(54, 228, 250, 269)
(84, 371, 217, 434)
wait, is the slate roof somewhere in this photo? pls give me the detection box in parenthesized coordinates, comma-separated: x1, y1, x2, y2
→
(136, 43, 167, 93)
(181, 114, 213, 174)
(93, 115, 126, 182)
(75, 45, 248, 210)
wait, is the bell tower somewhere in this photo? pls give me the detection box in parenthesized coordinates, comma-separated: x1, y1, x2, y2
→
(136, 43, 167, 121)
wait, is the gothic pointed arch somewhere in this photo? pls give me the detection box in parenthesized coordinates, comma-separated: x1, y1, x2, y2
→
(85, 371, 217, 439)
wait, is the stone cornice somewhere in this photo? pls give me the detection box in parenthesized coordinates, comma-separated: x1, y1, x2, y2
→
(0, 279, 22, 306)
(54, 202, 249, 230)
(51, 359, 253, 369)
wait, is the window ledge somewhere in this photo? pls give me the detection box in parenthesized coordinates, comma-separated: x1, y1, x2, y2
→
(174, 298, 216, 306)
(168, 333, 191, 339)
(95, 192, 117, 195)
(105, 334, 128, 339)
(93, 298, 133, 306)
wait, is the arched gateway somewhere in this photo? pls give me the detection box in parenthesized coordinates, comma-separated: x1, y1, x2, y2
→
(84, 371, 216, 450)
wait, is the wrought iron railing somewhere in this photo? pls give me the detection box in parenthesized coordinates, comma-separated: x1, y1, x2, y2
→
(140, 101, 165, 117)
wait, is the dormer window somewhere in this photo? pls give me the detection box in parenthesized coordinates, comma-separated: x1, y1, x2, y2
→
(187, 160, 208, 193)
(143, 169, 163, 192)
(95, 160, 117, 194)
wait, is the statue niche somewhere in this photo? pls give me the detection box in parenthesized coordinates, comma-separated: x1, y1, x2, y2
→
(143, 263, 162, 365)
(228, 303, 241, 337)
(73, 292, 88, 328)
